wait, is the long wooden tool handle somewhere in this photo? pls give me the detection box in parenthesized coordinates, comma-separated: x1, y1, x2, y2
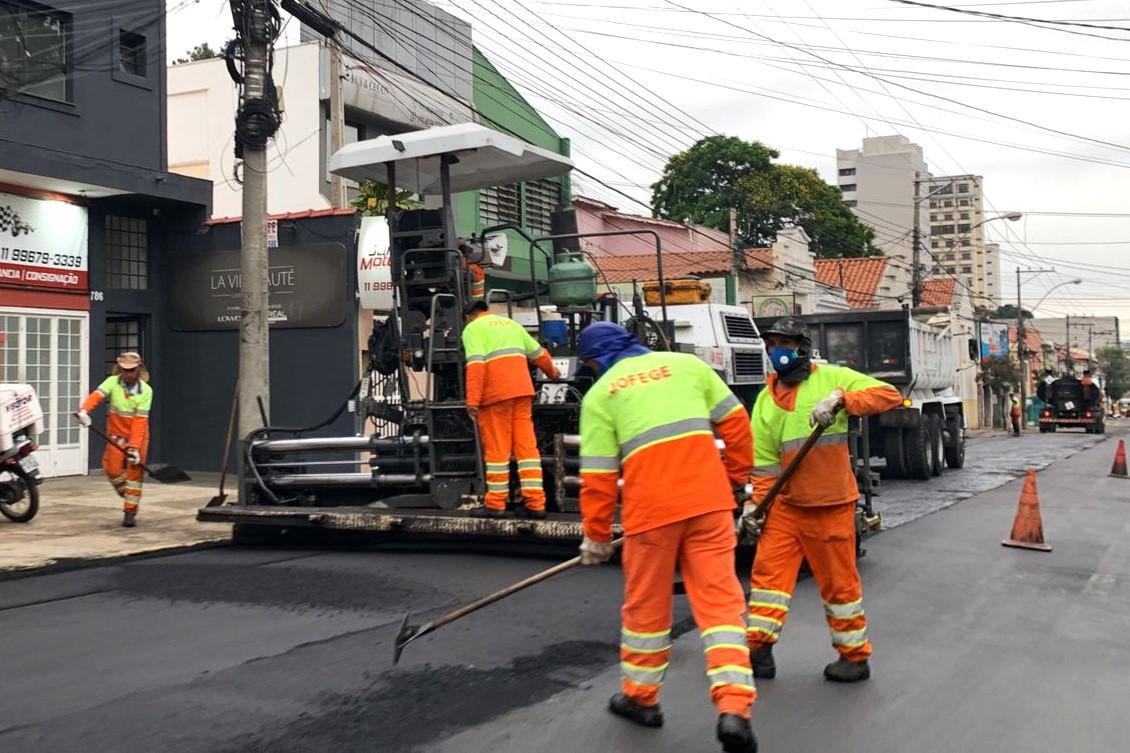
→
(428, 539, 625, 633)
(86, 422, 157, 476)
(750, 421, 831, 519)
(217, 384, 239, 494)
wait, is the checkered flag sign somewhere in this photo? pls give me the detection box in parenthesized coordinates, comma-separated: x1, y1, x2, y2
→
(0, 205, 34, 236)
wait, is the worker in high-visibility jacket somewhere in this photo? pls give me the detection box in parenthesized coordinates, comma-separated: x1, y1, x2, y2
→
(462, 300, 559, 518)
(744, 317, 902, 684)
(75, 352, 153, 528)
(577, 321, 759, 753)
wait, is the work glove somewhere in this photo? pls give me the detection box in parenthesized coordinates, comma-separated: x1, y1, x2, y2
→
(809, 389, 845, 428)
(579, 537, 615, 566)
(74, 410, 91, 428)
(738, 502, 764, 541)
(126, 448, 142, 466)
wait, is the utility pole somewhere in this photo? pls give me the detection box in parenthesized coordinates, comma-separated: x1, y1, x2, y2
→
(1016, 267, 1025, 429)
(728, 207, 739, 307)
(323, 0, 347, 208)
(911, 174, 922, 307)
(1065, 313, 1072, 374)
(231, 0, 282, 439)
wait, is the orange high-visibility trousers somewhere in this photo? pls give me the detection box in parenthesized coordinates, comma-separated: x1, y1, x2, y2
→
(747, 501, 871, 661)
(101, 437, 146, 513)
(478, 396, 545, 511)
(621, 509, 756, 718)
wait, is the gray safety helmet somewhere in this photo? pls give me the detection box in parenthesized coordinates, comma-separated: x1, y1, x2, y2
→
(762, 316, 812, 348)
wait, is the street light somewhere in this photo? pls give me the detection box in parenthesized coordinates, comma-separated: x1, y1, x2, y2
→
(1016, 273, 1082, 429)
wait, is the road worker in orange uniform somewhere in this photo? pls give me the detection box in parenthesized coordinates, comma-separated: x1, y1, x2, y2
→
(462, 300, 559, 518)
(576, 321, 758, 753)
(74, 352, 153, 528)
(744, 317, 901, 683)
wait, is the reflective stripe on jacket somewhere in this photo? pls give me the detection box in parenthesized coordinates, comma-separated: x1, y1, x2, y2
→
(462, 312, 557, 407)
(751, 364, 901, 508)
(580, 351, 753, 540)
(81, 376, 153, 450)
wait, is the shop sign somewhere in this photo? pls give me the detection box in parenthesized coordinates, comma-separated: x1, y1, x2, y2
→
(0, 192, 88, 292)
(169, 243, 349, 330)
(357, 216, 393, 310)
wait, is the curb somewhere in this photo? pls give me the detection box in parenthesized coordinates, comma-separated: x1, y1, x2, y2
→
(0, 537, 232, 583)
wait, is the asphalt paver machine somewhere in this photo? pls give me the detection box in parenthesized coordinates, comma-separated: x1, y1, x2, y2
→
(200, 123, 723, 545)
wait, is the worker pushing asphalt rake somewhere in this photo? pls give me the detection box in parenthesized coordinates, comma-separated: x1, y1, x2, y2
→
(392, 415, 834, 665)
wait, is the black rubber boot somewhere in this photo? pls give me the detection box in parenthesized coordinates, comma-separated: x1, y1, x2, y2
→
(122, 510, 137, 528)
(469, 507, 506, 519)
(608, 693, 663, 728)
(824, 657, 870, 683)
(717, 714, 758, 753)
(515, 507, 547, 520)
(749, 645, 776, 679)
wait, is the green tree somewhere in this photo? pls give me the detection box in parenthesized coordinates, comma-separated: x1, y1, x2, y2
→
(1096, 345, 1130, 399)
(650, 135, 878, 258)
(993, 304, 1032, 320)
(173, 42, 219, 65)
(350, 179, 422, 216)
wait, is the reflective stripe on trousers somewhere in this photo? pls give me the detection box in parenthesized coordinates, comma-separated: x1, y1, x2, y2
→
(746, 501, 872, 661)
(622, 511, 756, 716)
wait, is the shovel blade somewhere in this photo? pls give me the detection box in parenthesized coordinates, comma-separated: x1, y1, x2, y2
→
(393, 613, 423, 665)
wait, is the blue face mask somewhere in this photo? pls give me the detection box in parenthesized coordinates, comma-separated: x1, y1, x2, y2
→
(769, 346, 799, 372)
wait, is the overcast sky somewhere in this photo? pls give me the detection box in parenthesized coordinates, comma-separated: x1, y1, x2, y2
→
(169, 0, 1130, 326)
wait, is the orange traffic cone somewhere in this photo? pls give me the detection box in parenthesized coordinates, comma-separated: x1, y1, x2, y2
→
(1110, 440, 1128, 479)
(1002, 469, 1052, 552)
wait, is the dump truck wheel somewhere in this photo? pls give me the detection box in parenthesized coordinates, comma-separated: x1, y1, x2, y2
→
(944, 417, 966, 468)
(905, 420, 932, 480)
(883, 428, 906, 478)
(928, 416, 944, 477)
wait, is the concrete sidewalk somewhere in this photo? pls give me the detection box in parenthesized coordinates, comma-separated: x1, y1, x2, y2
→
(0, 472, 230, 574)
(428, 433, 1130, 753)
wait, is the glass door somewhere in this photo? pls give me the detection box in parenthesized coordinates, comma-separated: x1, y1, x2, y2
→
(0, 310, 89, 477)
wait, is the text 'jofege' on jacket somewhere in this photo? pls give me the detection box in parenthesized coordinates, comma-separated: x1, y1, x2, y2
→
(579, 351, 753, 541)
(751, 363, 902, 507)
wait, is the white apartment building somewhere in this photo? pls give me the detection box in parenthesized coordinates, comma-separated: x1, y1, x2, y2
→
(835, 135, 930, 305)
(925, 174, 1000, 308)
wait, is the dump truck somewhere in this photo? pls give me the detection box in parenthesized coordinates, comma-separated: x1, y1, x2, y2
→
(757, 307, 969, 482)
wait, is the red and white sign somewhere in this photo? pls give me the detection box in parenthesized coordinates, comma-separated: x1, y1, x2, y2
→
(0, 192, 88, 292)
(357, 215, 393, 311)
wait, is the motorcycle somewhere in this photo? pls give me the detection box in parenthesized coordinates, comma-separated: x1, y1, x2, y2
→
(1, 383, 45, 523)
(0, 430, 40, 523)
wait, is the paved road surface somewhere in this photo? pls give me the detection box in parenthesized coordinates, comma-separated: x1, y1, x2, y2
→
(0, 428, 1123, 752)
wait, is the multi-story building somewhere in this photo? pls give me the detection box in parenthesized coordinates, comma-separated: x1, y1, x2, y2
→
(0, 0, 211, 477)
(835, 135, 930, 304)
(925, 174, 999, 308)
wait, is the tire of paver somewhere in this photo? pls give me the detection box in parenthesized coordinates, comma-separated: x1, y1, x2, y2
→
(928, 415, 944, 477)
(883, 427, 906, 478)
(944, 416, 966, 468)
(905, 419, 932, 480)
(0, 464, 39, 523)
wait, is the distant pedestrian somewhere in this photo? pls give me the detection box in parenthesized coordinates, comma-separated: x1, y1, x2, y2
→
(1010, 395, 1022, 437)
(75, 352, 153, 527)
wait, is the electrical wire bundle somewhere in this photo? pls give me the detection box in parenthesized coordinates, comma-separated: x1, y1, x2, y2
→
(227, 0, 284, 169)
